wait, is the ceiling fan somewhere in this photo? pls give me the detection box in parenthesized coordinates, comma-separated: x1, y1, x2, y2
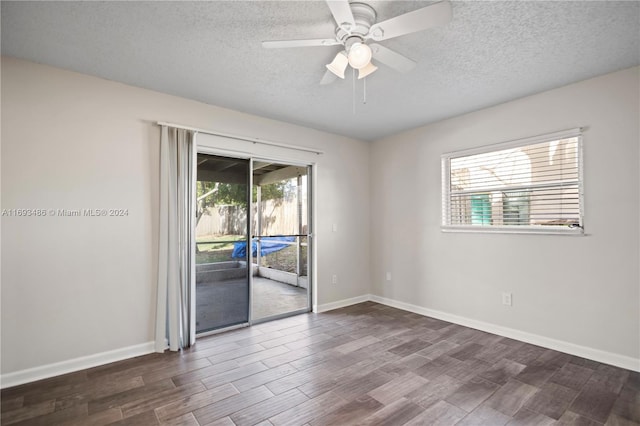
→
(262, 0, 452, 85)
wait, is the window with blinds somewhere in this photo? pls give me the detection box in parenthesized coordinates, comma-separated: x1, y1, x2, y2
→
(441, 129, 584, 234)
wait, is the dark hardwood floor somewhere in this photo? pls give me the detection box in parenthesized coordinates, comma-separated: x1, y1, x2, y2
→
(1, 302, 638, 425)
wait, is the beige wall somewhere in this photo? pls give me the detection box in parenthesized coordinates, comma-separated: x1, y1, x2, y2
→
(2, 56, 638, 379)
(1, 57, 371, 375)
(370, 66, 640, 362)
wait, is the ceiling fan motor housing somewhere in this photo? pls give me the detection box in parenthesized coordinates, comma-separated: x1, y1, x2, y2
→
(335, 2, 377, 46)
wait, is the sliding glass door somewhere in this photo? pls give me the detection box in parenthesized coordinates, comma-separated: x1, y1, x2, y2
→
(194, 152, 313, 333)
(251, 161, 311, 321)
(195, 154, 250, 333)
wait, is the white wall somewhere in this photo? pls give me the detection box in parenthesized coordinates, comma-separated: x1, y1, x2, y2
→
(1, 57, 371, 377)
(370, 67, 640, 364)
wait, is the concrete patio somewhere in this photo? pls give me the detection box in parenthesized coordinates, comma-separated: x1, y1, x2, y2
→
(196, 275, 308, 333)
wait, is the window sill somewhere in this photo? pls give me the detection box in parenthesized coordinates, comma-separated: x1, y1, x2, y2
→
(441, 225, 585, 236)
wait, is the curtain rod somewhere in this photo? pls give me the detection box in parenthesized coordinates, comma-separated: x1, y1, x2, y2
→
(156, 121, 324, 155)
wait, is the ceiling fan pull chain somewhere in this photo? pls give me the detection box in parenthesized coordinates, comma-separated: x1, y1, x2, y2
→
(363, 77, 367, 104)
(352, 68, 356, 115)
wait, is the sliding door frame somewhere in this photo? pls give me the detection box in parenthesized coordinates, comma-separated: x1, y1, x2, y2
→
(195, 146, 315, 336)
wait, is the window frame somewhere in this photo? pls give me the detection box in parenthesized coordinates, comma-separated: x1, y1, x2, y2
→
(441, 128, 584, 235)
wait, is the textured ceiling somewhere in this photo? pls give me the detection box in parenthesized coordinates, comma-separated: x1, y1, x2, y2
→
(2, 1, 639, 141)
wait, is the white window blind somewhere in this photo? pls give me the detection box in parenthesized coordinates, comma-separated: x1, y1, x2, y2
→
(441, 129, 584, 234)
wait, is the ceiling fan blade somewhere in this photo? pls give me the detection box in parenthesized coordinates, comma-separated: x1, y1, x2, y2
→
(326, 0, 355, 30)
(320, 69, 338, 85)
(262, 39, 340, 48)
(369, 43, 416, 73)
(367, 1, 452, 41)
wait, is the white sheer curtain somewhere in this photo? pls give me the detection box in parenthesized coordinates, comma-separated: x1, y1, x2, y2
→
(155, 126, 196, 352)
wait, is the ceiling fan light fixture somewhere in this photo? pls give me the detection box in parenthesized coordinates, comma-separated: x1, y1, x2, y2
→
(357, 62, 378, 79)
(347, 42, 372, 69)
(325, 51, 348, 79)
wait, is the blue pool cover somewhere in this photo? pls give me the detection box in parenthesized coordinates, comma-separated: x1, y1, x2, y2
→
(231, 236, 295, 258)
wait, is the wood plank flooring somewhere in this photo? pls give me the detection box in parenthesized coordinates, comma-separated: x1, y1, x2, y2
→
(1, 302, 638, 425)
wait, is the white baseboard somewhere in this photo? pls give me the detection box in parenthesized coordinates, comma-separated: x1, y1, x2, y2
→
(4, 293, 637, 388)
(1, 341, 156, 389)
(369, 294, 640, 372)
(313, 294, 370, 313)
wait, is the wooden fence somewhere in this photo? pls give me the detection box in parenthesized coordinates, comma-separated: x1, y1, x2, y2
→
(196, 199, 307, 237)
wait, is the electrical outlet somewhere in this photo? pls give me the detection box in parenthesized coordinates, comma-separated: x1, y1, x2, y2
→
(332, 274, 338, 284)
(386, 272, 392, 281)
(502, 292, 512, 306)
(332, 223, 338, 232)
